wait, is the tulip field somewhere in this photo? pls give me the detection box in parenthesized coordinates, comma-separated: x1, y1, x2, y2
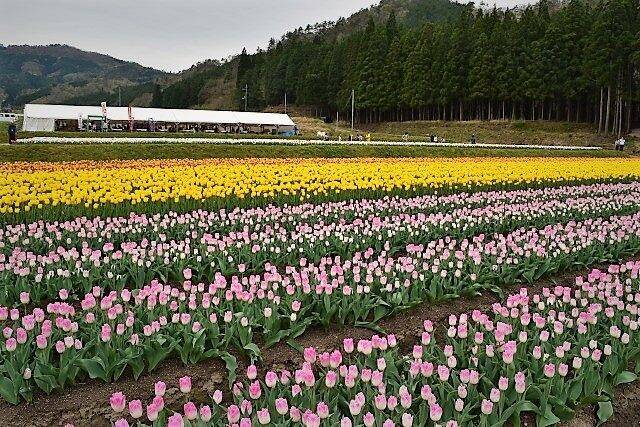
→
(2, 156, 640, 426)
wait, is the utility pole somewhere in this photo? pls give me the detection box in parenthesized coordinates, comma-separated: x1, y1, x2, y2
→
(351, 89, 355, 130)
(284, 92, 287, 114)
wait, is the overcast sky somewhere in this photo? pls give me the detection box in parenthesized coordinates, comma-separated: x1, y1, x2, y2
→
(1, 0, 536, 72)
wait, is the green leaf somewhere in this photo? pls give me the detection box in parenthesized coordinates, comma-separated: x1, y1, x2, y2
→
(129, 358, 145, 380)
(538, 406, 561, 427)
(264, 329, 290, 348)
(0, 376, 18, 404)
(145, 345, 172, 371)
(554, 404, 575, 421)
(79, 358, 108, 382)
(373, 304, 389, 322)
(286, 339, 304, 354)
(568, 378, 583, 402)
(243, 343, 261, 360)
(220, 352, 237, 388)
(616, 371, 637, 385)
(597, 401, 614, 426)
(354, 321, 386, 334)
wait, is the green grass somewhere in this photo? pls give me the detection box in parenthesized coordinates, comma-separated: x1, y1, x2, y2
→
(4, 117, 635, 161)
(363, 120, 614, 147)
(0, 142, 626, 163)
(0, 122, 8, 145)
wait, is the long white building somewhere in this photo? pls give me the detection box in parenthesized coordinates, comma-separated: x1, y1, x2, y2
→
(22, 104, 297, 135)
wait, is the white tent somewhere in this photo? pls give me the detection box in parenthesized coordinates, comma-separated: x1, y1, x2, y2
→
(22, 104, 296, 132)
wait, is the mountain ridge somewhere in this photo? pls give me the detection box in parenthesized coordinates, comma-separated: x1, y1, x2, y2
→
(0, 43, 167, 107)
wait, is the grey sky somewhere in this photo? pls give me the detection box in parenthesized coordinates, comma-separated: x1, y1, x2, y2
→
(1, 0, 536, 72)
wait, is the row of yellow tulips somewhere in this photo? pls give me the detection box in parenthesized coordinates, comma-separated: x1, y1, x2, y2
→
(1, 157, 639, 216)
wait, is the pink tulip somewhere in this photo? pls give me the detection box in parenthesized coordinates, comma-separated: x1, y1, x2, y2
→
(183, 402, 197, 420)
(167, 413, 183, 427)
(147, 403, 160, 422)
(304, 347, 317, 363)
(228, 404, 241, 423)
(128, 399, 143, 418)
(543, 364, 555, 378)
(154, 381, 166, 397)
(317, 402, 329, 419)
(246, 364, 258, 380)
(179, 376, 192, 393)
(363, 412, 375, 427)
(257, 408, 271, 425)
(200, 405, 212, 422)
(481, 399, 493, 415)
(110, 392, 126, 413)
(275, 397, 289, 415)
(343, 338, 354, 353)
(402, 413, 414, 427)
(426, 403, 441, 421)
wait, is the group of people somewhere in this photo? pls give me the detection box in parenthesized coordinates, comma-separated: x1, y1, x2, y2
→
(615, 137, 626, 151)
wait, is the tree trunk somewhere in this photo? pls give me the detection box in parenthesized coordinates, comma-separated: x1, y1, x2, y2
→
(598, 87, 604, 133)
(605, 85, 612, 135)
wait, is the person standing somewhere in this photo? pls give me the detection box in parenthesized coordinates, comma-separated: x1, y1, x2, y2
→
(7, 122, 17, 144)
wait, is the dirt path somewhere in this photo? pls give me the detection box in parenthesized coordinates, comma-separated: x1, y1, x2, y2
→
(2, 263, 640, 427)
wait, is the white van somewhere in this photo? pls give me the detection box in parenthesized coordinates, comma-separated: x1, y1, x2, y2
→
(0, 113, 16, 123)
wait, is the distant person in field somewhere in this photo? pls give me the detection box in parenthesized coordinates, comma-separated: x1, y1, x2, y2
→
(429, 134, 435, 142)
(471, 133, 477, 145)
(618, 137, 626, 151)
(7, 122, 17, 144)
(402, 132, 409, 142)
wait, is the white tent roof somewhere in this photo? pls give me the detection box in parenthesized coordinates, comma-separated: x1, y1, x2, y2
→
(23, 104, 296, 127)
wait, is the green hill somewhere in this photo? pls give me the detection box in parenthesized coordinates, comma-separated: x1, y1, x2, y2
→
(0, 44, 166, 107)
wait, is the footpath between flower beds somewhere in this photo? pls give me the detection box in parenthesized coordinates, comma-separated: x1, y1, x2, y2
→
(3, 261, 640, 427)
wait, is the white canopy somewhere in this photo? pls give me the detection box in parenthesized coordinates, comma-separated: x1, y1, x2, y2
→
(22, 104, 296, 131)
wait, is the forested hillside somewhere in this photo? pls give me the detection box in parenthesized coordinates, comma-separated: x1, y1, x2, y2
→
(230, 0, 639, 134)
(0, 44, 166, 106)
(151, 0, 463, 111)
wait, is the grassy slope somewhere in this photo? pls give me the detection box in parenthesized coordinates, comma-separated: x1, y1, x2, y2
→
(0, 122, 7, 145)
(2, 118, 636, 161)
(11, 117, 615, 145)
(300, 117, 621, 147)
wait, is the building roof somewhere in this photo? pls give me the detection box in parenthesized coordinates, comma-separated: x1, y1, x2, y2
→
(23, 104, 296, 127)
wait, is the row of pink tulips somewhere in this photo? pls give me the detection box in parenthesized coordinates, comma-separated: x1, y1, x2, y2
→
(105, 261, 640, 426)
(3, 183, 640, 306)
(2, 211, 640, 403)
(4, 182, 631, 252)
